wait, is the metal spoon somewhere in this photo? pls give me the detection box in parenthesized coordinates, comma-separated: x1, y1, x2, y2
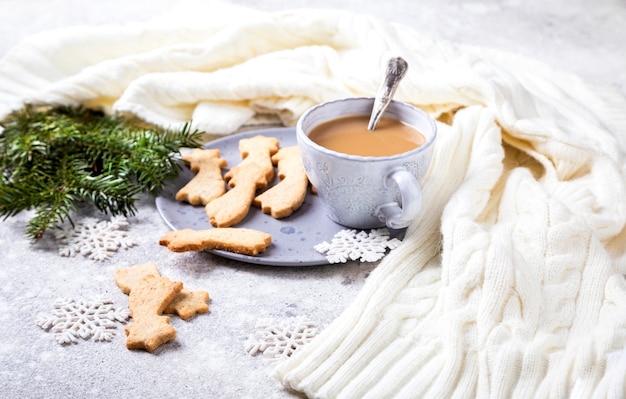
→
(367, 56, 409, 131)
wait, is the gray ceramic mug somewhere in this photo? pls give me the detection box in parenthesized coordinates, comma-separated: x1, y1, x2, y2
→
(296, 97, 437, 229)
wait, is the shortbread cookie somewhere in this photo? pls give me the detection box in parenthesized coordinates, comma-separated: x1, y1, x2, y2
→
(231, 135, 278, 183)
(115, 263, 210, 320)
(164, 288, 210, 320)
(203, 164, 262, 227)
(254, 146, 308, 218)
(159, 227, 272, 255)
(114, 263, 160, 294)
(204, 135, 279, 227)
(125, 274, 182, 352)
(176, 149, 227, 205)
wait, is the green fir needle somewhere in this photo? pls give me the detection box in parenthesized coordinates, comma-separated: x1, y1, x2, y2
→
(0, 105, 203, 239)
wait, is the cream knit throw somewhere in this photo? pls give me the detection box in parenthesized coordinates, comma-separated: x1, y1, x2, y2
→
(1, 2, 625, 398)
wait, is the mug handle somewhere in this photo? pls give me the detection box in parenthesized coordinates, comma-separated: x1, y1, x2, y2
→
(374, 167, 423, 229)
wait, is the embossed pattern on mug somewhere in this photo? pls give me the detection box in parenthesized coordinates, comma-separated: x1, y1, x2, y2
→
(314, 161, 395, 219)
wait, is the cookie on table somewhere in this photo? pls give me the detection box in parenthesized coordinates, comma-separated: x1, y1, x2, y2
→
(125, 274, 182, 352)
(115, 263, 210, 322)
(164, 288, 210, 320)
(114, 262, 160, 294)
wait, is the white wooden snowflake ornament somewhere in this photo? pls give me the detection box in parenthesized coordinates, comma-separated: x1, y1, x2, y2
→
(54, 215, 136, 261)
(245, 316, 318, 363)
(37, 297, 130, 345)
(314, 228, 402, 263)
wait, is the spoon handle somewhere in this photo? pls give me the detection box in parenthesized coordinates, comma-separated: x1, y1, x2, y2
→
(367, 57, 408, 131)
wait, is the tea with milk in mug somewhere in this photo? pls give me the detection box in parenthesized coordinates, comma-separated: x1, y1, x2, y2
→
(307, 115, 425, 157)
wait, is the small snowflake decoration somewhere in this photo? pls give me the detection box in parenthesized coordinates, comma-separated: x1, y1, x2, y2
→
(245, 316, 318, 364)
(37, 297, 130, 345)
(314, 228, 402, 264)
(54, 215, 136, 261)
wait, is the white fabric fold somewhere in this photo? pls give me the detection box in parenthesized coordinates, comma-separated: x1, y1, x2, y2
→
(1, 1, 625, 398)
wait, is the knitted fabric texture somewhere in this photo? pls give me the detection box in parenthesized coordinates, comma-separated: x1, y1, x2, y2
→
(1, 1, 625, 398)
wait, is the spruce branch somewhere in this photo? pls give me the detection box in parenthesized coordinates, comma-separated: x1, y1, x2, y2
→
(0, 105, 203, 239)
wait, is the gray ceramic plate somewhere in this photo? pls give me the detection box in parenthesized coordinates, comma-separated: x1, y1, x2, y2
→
(155, 127, 346, 266)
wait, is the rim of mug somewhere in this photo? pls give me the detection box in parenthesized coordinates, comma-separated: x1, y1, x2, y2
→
(296, 97, 437, 162)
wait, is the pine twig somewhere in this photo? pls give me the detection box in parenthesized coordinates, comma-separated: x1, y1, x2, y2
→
(0, 105, 203, 239)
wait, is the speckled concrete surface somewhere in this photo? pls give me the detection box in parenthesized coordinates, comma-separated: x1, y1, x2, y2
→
(0, 1, 624, 398)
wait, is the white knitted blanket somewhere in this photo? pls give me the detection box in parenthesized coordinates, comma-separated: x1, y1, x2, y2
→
(2, 1, 625, 398)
